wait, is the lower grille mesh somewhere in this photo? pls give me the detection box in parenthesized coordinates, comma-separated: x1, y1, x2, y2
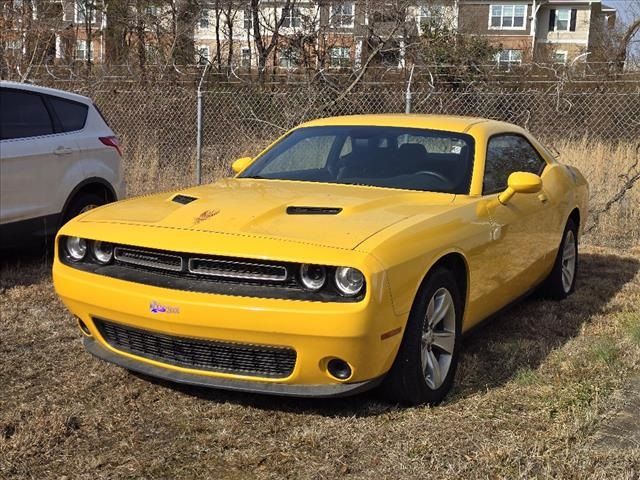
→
(94, 319, 296, 379)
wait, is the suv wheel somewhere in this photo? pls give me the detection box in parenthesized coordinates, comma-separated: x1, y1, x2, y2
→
(62, 192, 106, 225)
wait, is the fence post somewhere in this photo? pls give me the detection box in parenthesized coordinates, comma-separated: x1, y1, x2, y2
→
(196, 63, 209, 185)
(405, 64, 415, 114)
(196, 90, 202, 185)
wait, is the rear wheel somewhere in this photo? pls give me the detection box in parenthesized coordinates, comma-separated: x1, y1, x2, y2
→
(380, 268, 462, 406)
(539, 219, 578, 300)
(62, 192, 106, 225)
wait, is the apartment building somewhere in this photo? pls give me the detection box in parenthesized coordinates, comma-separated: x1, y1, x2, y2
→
(459, 0, 617, 66)
(1, 0, 617, 69)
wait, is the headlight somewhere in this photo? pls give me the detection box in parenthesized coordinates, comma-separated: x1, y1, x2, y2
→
(300, 264, 326, 291)
(65, 236, 87, 261)
(334, 267, 365, 296)
(92, 241, 113, 264)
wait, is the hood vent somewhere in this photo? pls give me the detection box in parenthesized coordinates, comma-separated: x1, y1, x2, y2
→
(286, 206, 342, 215)
(172, 194, 198, 205)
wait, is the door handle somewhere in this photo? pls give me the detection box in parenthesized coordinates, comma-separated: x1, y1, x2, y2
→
(53, 146, 73, 155)
(538, 193, 549, 204)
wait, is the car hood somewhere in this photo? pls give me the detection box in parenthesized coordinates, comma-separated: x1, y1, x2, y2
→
(80, 179, 455, 250)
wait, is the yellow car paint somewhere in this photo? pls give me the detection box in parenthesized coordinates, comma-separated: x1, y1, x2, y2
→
(53, 114, 589, 397)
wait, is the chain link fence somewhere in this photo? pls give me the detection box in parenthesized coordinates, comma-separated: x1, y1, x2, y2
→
(26, 75, 640, 205)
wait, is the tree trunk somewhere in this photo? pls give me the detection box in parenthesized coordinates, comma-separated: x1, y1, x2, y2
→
(173, 0, 198, 64)
(104, 0, 129, 64)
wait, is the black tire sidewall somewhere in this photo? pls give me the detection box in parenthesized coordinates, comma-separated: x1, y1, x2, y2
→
(543, 218, 578, 299)
(384, 268, 463, 405)
(63, 193, 105, 225)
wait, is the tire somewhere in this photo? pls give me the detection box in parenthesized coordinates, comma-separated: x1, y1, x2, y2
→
(62, 192, 106, 225)
(380, 267, 463, 406)
(539, 218, 578, 300)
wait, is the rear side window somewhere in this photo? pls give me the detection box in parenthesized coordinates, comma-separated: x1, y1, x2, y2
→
(0, 89, 54, 140)
(48, 96, 88, 132)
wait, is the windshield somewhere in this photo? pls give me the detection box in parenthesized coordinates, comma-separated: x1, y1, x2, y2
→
(240, 126, 475, 194)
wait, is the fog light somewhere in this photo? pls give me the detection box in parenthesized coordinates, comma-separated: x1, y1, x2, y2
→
(77, 317, 92, 336)
(327, 358, 352, 380)
(65, 236, 87, 261)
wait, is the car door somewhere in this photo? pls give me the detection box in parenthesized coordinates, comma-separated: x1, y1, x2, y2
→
(1, 88, 55, 225)
(478, 133, 553, 314)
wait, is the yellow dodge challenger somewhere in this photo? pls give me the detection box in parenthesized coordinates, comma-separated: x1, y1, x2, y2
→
(53, 115, 588, 405)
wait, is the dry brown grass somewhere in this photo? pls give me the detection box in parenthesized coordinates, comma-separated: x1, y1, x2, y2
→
(1, 137, 639, 478)
(553, 139, 640, 247)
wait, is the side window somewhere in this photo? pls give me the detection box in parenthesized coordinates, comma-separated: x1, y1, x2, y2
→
(48, 96, 89, 132)
(483, 134, 546, 194)
(0, 89, 54, 140)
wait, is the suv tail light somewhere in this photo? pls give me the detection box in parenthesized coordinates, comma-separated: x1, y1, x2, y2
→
(99, 136, 122, 157)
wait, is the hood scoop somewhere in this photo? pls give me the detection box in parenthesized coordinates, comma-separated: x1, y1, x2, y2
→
(172, 194, 198, 205)
(286, 206, 342, 215)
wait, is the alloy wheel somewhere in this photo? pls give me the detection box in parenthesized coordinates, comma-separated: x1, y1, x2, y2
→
(561, 230, 576, 293)
(421, 287, 456, 390)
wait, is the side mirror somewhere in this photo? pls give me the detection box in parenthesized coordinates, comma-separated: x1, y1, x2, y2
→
(231, 156, 253, 174)
(498, 172, 542, 205)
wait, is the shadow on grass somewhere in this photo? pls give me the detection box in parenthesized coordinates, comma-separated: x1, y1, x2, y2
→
(129, 252, 639, 417)
(0, 243, 54, 289)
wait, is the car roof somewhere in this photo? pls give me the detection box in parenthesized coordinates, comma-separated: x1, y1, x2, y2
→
(298, 114, 518, 134)
(0, 81, 91, 105)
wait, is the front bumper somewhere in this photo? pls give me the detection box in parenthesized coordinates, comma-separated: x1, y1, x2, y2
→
(83, 337, 383, 397)
(54, 258, 405, 395)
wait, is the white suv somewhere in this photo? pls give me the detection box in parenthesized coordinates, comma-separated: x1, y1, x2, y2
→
(0, 82, 125, 248)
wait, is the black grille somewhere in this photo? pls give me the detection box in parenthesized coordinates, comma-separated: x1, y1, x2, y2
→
(94, 319, 296, 379)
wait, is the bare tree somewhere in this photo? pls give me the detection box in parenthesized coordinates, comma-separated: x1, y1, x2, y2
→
(250, 0, 293, 82)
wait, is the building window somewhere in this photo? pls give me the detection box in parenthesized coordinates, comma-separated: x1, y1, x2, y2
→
(549, 8, 577, 32)
(196, 45, 209, 65)
(244, 8, 252, 30)
(330, 3, 354, 28)
(75, 39, 88, 60)
(241, 48, 251, 67)
(145, 5, 158, 17)
(418, 5, 443, 31)
(489, 4, 526, 30)
(495, 49, 522, 68)
(75, 1, 97, 24)
(329, 46, 350, 68)
(279, 48, 299, 69)
(553, 50, 568, 64)
(199, 9, 209, 29)
(5, 39, 23, 56)
(146, 44, 160, 64)
(282, 5, 301, 28)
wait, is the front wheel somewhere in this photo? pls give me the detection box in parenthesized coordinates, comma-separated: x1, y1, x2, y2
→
(380, 268, 462, 406)
(539, 219, 578, 300)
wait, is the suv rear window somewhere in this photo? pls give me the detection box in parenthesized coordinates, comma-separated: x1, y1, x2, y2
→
(0, 89, 54, 140)
(48, 96, 89, 132)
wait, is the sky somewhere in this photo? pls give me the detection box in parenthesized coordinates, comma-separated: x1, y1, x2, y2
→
(605, 0, 638, 23)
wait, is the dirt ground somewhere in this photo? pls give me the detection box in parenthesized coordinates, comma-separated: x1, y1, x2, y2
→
(1, 242, 639, 479)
